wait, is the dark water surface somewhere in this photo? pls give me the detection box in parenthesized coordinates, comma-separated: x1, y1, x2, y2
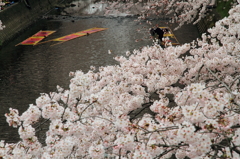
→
(0, 15, 199, 142)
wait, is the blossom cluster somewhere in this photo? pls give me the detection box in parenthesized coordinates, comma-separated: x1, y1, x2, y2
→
(1, 1, 240, 159)
(97, 0, 232, 30)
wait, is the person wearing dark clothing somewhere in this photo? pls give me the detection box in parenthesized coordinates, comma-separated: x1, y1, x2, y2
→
(154, 27, 164, 42)
(150, 27, 170, 44)
(150, 28, 155, 37)
(150, 27, 164, 42)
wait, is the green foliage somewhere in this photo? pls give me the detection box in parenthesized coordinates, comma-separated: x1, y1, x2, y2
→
(216, 0, 236, 18)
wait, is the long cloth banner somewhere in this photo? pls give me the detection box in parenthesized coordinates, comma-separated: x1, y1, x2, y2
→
(16, 30, 56, 46)
(38, 27, 108, 46)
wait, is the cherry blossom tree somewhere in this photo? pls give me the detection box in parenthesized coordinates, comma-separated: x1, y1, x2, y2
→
(1, 1, 240, 159)
(98, 0, 232, 29)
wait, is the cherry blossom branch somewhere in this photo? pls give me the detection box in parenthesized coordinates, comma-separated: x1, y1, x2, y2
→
(142, 126, 179, 135)
(61, 94, 69, 119)
(230, 75, 240, 89)
(118, 148, 122, 159)
(153, 148, 175, 159)
(129, 102, 155, 121)
(206, 67, 234, 95)
(79, 102, 95, 124)
(195, 64, 204, 82)
(35, 118, 50, 132)
(231, 144, 240, 155)
(156, 143, 188, 148)
(81, 116, 114, 124)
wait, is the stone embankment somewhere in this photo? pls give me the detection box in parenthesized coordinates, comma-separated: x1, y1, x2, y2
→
(0, 0, 71, 46)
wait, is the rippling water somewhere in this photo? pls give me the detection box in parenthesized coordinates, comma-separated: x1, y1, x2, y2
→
(0, 13, 199, 142)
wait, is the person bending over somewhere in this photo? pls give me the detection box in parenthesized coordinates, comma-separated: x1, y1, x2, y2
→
(150, 27, 164, 42)
(150, 27, 169, 43)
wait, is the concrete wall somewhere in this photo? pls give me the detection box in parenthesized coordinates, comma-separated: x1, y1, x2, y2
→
(0, 0, 62, 46)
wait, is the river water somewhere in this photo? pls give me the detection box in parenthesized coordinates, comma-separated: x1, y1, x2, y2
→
(0, 2, 199, 143)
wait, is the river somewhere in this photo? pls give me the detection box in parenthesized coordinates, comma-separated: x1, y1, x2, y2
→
(0, 1, 199, 143)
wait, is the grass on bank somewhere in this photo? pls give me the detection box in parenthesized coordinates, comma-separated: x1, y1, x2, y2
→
(216, 0, 237, 19)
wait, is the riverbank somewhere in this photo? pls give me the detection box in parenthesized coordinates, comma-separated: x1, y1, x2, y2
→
(0, 0, 73, 47)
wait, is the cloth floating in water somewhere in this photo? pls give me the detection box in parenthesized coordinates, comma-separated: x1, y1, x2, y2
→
(17, 37, 45, 45)
(160, 27, 180, 46)
(38, 27, 108, 46)
(78, 28, 108, 34)
(16, 30, 56, 46)
(33, 30, 56, 37)
(53, 33, 87, 42)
